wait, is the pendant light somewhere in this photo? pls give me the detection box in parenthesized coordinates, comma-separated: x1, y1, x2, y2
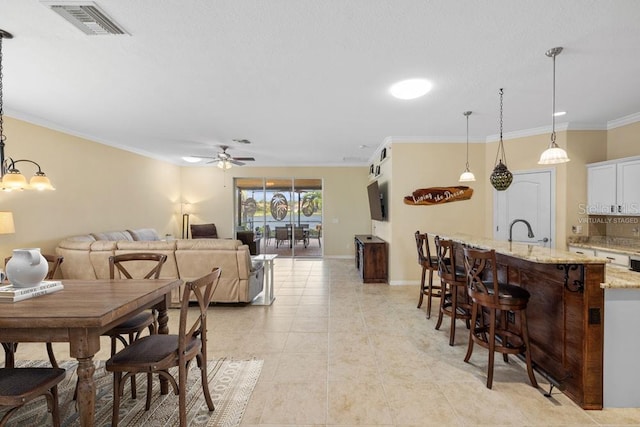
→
(490, 88, 512, 191)
(459, 111, 475, 182)
(538, 47, 570, 164)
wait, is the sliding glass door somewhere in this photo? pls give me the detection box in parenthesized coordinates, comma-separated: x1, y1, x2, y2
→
(235, 177, 322, 258)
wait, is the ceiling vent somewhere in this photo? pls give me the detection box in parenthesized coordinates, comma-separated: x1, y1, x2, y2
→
(42, 1, 128, 35)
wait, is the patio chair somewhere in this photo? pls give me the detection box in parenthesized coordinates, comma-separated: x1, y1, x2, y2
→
(293, 226, 309, 248)
(275, 226, 290, 248)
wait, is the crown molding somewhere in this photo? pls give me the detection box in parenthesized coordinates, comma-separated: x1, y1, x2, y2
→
(607, 112, 640, 130)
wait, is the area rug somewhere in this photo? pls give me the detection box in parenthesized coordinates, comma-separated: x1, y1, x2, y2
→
(2, 358, 263, 426)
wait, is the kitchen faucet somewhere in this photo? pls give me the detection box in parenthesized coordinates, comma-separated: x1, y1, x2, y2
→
(509, 219, 535, 242)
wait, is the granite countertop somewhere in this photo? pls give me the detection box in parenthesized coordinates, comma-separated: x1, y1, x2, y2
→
(602, 265, 640, 289)
(429, 232, 609, 264)
(568, 241, 640, 256)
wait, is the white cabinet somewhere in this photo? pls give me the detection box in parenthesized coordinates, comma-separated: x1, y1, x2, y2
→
(587, 164, 617, 214)
(587, 156, 640, 215)
(595, 249, 629, 267)
(568, 245, 596, 256)
(616, 159, 640, 215)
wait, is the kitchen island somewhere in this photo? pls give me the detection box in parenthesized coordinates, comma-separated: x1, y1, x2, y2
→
(430, 233, 608, 410)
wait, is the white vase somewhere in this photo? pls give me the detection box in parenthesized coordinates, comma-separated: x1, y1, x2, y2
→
(6, 248, 48, 288)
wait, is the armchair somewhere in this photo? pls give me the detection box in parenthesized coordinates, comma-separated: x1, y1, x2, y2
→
(190, 223, 218, 239)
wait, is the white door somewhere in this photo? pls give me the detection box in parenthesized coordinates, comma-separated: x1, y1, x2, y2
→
(494, 169, 554, 247)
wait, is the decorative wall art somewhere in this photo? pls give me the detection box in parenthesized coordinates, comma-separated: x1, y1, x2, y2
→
(270, 193, 288, 220)
(404, 186, 473, 206)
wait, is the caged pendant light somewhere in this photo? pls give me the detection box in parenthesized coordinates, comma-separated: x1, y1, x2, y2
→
(459, 111, 475, 182)
(490, 88, 512, 191)
(538, 47, 570, 165)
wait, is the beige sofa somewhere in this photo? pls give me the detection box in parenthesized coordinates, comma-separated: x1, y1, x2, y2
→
(55, 229, 264, 306)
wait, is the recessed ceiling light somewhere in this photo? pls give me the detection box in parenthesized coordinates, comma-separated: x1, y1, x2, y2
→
(389, 78, 432, 100)
(553, 111, 566, 117)
(182, 156, 201, 163)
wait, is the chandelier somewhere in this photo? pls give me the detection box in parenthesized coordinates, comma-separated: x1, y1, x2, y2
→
(0, 30, 54, 191)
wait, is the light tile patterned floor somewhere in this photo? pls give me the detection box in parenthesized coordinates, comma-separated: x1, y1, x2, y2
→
(15, 258, 640, 426)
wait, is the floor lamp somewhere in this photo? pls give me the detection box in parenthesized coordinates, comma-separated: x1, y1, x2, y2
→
(181, 203, 191, 239)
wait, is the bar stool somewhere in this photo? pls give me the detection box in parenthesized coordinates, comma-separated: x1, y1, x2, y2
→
(434, 236, 471, 346)
(414, 231, 441, 318)
(462, 246, 537, 389)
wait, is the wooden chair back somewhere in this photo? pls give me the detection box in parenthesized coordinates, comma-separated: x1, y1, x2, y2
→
(463, 246, 500, 306)
(109, 253, 167, 280)
(434, 236, 463, 283)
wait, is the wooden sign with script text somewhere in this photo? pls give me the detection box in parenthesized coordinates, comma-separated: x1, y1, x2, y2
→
(404, 186, 473, 205)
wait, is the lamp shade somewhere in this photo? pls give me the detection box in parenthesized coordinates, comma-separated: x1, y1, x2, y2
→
(538, 145, 570, 165)
(459, 169, 476, 182)
(0, 211, 15, 234)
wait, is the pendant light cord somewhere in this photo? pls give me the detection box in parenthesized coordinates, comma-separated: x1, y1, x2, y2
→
(494, 88, 507, 166)
(550, 52, 556, 146)
(465, 112, 470, 169)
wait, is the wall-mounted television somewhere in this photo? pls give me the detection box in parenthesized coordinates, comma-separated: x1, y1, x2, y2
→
(367, 180, 385, 221)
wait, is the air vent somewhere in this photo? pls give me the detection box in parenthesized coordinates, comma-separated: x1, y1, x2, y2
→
(43, 2, 128, 35)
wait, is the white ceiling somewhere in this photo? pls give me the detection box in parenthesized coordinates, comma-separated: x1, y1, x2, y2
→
(2, 0, 640, 167)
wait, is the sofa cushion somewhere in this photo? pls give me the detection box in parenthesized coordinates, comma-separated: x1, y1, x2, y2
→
(177, 239, 242, 250)
(127, 228, 161, 241)
(91, 230, 134, 241)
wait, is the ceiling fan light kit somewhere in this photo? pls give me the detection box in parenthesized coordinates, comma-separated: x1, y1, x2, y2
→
(189, 144, 256, 169)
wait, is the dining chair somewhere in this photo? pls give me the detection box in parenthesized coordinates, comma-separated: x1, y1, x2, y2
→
(106, 268, 222, 427)
(2, 254, 64, 369)
(102, 252, 168, 399)
(0, 364, 66, 427)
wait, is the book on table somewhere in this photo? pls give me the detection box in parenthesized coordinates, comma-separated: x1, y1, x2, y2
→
(0, 280, 64, 302)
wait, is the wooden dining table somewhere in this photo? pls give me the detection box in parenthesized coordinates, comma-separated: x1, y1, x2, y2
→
(0, 278, 182, 427)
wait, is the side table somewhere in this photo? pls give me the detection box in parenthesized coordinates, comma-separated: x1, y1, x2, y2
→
(251, 254, 277, 305)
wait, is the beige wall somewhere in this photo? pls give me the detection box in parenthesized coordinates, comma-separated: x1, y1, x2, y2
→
(2, 115, 639, 283)
(607, 121, 640, 160)
(180, 166, 371, 257)
(386, 142, 486, 284)
(0, 117, 181, 261)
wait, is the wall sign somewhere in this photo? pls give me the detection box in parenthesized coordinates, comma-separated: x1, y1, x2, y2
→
(404, 186, 473, 205)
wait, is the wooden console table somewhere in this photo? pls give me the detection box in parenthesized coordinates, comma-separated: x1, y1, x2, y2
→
(354, 235, 388, 283)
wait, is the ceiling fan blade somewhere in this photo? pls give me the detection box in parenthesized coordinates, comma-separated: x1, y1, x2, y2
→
(232, 157, 255, 161)
(229, 159, 245, 166)
(191, 155, 218, 160)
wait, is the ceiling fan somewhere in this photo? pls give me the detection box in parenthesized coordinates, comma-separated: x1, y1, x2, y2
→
(194, 145, 255, 168)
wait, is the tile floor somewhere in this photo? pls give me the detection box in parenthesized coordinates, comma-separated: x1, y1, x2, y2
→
(15, 258, 640, 426)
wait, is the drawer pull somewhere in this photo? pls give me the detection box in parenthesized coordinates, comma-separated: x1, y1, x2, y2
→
(606, 257, 616, 260)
